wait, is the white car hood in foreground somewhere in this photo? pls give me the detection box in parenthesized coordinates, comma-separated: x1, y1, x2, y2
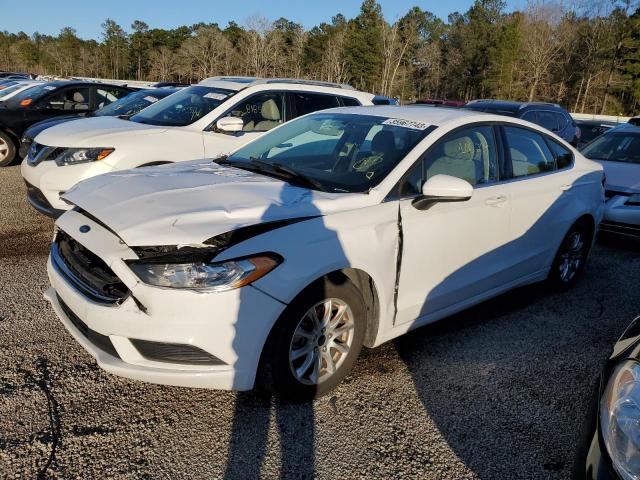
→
(62, 161, 375, 246)
(595, 159, 640, 193)
(36, 116, 167, 147)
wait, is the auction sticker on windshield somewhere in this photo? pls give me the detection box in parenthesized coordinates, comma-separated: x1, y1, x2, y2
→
(382, 118, 430, 130)
(144, 96, 159, 103)
(204, 92, 228, 100)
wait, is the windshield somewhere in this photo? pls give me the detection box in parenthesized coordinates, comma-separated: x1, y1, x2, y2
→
(582, 132, 640, 164)
(96, 90, 175, 117)
(129, 86, 233, 126)
(578, 123, 613, 144)
(225, 113, 433, 193)
(11, 83, 61, 103)
(0, 83, 31, 99)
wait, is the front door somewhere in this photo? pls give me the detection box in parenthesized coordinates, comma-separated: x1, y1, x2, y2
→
(203, 91, 287, 158)
(395, 124, 512, 325)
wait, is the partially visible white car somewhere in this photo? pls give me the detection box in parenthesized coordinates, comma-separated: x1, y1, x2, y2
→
(581, 123, 640, 239)
(45, 106, 604, 401)
(0, 81, 43, 102)
(21, 77, 376, 217)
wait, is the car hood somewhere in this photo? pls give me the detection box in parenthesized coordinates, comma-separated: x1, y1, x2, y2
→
(24, 114, 84, 139)
(62, 160, 375, 247)
(595, 159, 640, 193)
(35, 116, 167, 147)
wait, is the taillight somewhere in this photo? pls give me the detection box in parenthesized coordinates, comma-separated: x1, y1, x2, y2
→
(20, 98, 32, 106)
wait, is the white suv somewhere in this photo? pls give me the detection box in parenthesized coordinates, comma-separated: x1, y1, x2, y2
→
(21, 77, 375, 217)
(45, 106, 604, 401)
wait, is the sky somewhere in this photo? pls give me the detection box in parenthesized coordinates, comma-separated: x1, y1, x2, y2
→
(2, 0, 520, 40)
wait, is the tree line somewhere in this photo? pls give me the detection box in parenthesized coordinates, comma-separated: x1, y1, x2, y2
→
(1, 0, 639, 114)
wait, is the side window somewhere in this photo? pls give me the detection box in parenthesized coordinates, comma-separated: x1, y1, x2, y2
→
(521, 111, 537, 123)
(292, 92, 341, 117)
(547, 139, 573, 169)
(226, 92, 285, 132)
(96, 87, 129, 109)
(340, 96, 361, 107)
(400, 125, 499, 196)
(535, 111, 559, 132)
(504, 126, 555, 177)
(41, 87, 91, 111)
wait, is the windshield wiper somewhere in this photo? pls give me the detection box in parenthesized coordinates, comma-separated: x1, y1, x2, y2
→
(250, 158, 326, 192)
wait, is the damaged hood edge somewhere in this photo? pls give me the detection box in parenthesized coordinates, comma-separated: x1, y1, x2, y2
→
(63, 160, 379, 247)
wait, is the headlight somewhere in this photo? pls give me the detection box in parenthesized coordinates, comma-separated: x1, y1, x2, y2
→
(128, 254, 281, 291)
(54, 147, 114, 166)
(600, 360, 640, 480)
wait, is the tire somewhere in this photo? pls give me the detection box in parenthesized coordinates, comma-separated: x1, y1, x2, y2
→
(0, 131, 16, 167)
(258, 274, 366, 402)
(547, 220, 592, 291)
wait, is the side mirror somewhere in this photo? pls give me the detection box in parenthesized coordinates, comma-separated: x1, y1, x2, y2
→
(412, 174, 473, 210)
(215, 116, 244, 134)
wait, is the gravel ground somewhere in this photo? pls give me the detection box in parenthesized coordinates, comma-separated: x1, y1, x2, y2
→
(1, 164, 638, 480)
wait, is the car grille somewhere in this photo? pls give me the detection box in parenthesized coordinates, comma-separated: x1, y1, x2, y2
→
(52, 230, 129, 305)
(57, 294, 120, 359)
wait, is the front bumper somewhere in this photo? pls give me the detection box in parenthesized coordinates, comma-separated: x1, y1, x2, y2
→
(24, 180, 65, 218)
(601, 194, 640, 238)
(45, 210, 287, 391)
(20, 157, 113, 212)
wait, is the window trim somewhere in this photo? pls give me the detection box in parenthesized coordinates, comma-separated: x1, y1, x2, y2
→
(208, 90, 289, 133)
(388, 121, 505, 200)
(37, 85, 93, 111)
(287, 90, 348, 119)
(502, 123, 575, 182)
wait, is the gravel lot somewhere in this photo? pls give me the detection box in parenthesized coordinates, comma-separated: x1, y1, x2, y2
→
(1, 164, 638, 479)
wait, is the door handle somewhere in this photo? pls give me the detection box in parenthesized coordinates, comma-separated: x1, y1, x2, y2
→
(560, 184, 572, 191)
(485, 195, 507, 206)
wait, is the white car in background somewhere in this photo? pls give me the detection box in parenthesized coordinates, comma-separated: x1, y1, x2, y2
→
(0, 81, 43, 102)
(581, 123, 640, 239)
(46, 106, 604, 401)
(21, 77, 376, 217)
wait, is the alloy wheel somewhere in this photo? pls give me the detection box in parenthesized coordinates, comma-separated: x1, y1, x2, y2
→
(558, 231, 585, 283)
(289, 298, 355, 386)
(0, 137, 8, 163)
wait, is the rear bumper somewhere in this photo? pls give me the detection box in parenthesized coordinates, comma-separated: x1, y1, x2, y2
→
(24, 180, 65, 218)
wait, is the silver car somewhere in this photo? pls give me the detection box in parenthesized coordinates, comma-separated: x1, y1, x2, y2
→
(581, 123, 640, 239)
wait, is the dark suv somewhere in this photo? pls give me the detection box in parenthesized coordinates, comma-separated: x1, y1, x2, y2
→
(464, 100, 580, 145)
(0, 80, 134, 166)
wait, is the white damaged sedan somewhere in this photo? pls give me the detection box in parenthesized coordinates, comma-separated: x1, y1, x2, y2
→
(45, 106, 605, 400)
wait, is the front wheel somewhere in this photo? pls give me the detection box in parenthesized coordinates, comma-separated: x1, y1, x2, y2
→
(258, 275, 366, 402)
(0, 131, 16, 167)
(548, 221, 592, 290)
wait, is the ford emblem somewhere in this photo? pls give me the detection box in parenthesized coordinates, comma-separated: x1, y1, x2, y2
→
(79, 225, 91, 233)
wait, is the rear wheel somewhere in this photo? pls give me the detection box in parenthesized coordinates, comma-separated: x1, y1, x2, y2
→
(259, 275, 365, 402)
(548, 221, 592, 290)
(0, 131, 16, 167)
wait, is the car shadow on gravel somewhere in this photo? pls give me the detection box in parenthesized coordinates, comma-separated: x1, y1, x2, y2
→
(391, 241, 639, 477)
(223, 183, 346, 480)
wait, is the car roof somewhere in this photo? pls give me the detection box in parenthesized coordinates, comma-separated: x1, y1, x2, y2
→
(466, 99, 564, 111)
(324, 105, 487, 126)
(198, 76, 357, 92)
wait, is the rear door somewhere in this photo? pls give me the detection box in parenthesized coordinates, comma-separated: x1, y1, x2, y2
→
(501, 125, 578, 276)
